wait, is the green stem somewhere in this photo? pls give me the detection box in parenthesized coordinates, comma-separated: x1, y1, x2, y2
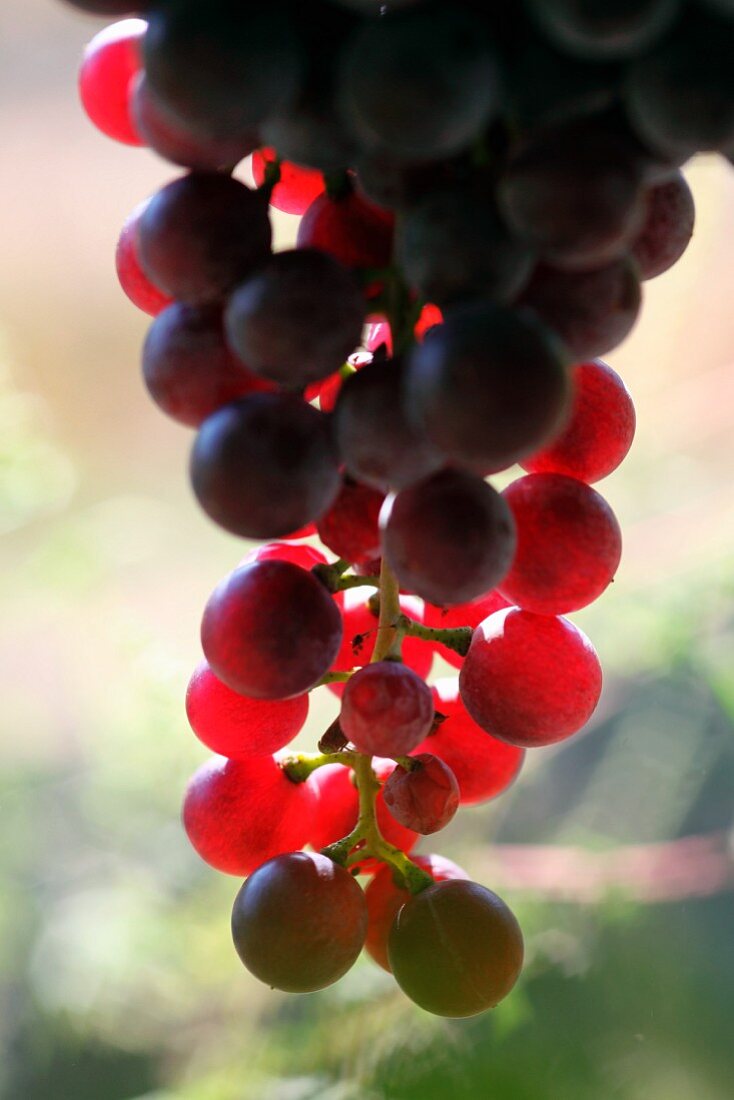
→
(335, 574, 380, 591)
(316, 669, 353, 687)
(281, 750, 358, 784)
(372, 556, 403, 662)
(400, 615, 473, 657)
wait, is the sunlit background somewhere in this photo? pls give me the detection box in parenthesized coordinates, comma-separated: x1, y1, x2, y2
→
(1, 3, 733, 1098)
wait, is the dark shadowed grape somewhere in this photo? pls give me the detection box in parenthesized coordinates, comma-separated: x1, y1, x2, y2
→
(380, 469, 517, 606)
(508, 36, 619, 134)
(64, 0, 147, 11)
(526, 0, 681, 59)
(138, 173, 272, 305)
(224, 249, 366, 388)
(316, 479, 385, 566)
(388, 880, 524, 1017)
(631, 170, 695, 279)
(115, 200, 173, 316)
(339, 6, 503, 162)
(231, 852, 368, 992)
(142, 303, 272, 427)
(201, 559, 343, 699)
(520, 256, 641, 360)
(190, 393, 341, 539)
(405, 303, 571, 471)
(334, 358, 444, 492)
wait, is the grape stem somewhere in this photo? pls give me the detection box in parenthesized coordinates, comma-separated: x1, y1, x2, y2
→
(400, 615, 473, 656)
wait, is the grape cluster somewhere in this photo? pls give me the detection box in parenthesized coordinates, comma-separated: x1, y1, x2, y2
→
(64, 0, 730, 1017)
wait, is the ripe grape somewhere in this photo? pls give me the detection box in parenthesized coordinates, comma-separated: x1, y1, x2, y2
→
(500, 473, 622, 614)
(316, 480, 385, 566)
(185, 661, 308, 758)
(142, 303, 272, 427)
(380, 469, 517, 606)
(364, 853, 468, 972)
(240, 541, 327, 572)
(138, 173, 272, 306)
(251, 148, 325, 216)
(200, 560, 343, 699)
(522, 359, 635, 483)
(414, 677, 525, 805)
(182, 754, 315, 875)
(520, 256, 642, 360)
(631, 171, 695, 280)
(338, 6, 502, 162)
(405, 303, 571, 472)
(224, 249, 366, 388)
(78, 19, 145, 146)
(190, 393, 341, 539)
(297, 190, 394, 272)
(115, 201, 172, 316)
(388, 880, 524, 1017)
(143, 0, 303, 137)
(131, 74, 258, 171)
(423, 591, 510, 669)
(340, 661, 434, 756)
(334, 358, 444, 493)
(307, 761, 419, 857)
(231, 852, 367, 993)
(382, 754, 460, 835)
(459, 607, 603, 747)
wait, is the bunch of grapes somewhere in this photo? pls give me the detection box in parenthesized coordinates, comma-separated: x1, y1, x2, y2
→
(64, 0, 730, 1017)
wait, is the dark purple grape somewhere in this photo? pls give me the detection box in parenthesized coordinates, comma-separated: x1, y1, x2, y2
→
(131, 75, 258, 171)
(498, 125, 647, 270)
(201, 560, 343, 699)
(224, 250, 366, 388)
(143, 0, 303, 138)
(508, 36, 619, 134)
(142, 303, 272, 427)
(338, 7, 503, 163)
(397, 186, 535, 307)
(63, 0, 146, 10)
(190, 393, 341, 539)
(405, 304, 571, 472)
(334, 358, 444, 492)
(137, 173, 272, 306)
(526, 0, 681, 59)
(520, 257, 642, 360)
(380, 469, 517, 606)
(624, 12, 734, 159)
(631, 170, 695, 279)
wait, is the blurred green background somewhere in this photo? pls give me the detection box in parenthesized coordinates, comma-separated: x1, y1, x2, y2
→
(1, 4, 733, 1098)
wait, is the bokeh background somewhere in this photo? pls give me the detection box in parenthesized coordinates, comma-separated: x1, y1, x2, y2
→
(1, 3, 733, 1098)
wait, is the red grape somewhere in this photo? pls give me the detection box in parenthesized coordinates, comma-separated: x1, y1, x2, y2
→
(115, 201, 173, 316)
(364, 853, 468, 972)
(382, 754, 460, 834)
(340, 661, 434, 757)
(500, 473, 622, 615)
(231, 851, 367, 992)
(201, 560, 343, 699)
(185, 661, 309, 758)
(297, 190, 394, 272)
(241, 541, 327, 572)
(459, 607, 603, 747)
(631, 170, 696, 280)
(78, 19, 145, 146)
(182, 754, 315, 875)
(251, 148, 326, 215)
(316, 480, 385, 566)
(521, 360, 636, 484)
(414, 677, 525, 805)
(329, 589, 433, 688)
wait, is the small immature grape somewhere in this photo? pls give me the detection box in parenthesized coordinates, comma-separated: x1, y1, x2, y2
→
(297, 190, 394, 272)
(190, 393, 341, 539)
(115, 201, 172, 316)
(631, 171, 695, 280)
(182, 754, 316, 875)
(307, 762, 419, 857)
(142, 303, 272, 428)
(250, 148, 325, 216)
(364, 853, 468, 972)
(224, 249, 366, 388)
(185, 661, 308, 758)
(522, 360, 636, 484)
(388, 880, 524, 1017)
(380, 469, 517, 607)
(316, 480, 385, 566)
(138, 173, 272, 306)
(500, 473, 622, 614)
(201, 560, 343, 699)
(78, 19, 145, 146)
(459, 607, 603, 747)
(414, 677, 525, 805)
(231, 852, 368, 993)
(340, 661, 434, 756)
(382, 754, 460, 835)
(406, 303, 571, 472)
